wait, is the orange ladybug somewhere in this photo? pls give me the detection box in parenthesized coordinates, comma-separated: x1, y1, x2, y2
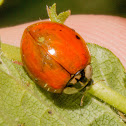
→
(20, 21, 92, 94)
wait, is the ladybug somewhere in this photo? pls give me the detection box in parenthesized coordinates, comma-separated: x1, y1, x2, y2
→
(20, 21, 92, 94)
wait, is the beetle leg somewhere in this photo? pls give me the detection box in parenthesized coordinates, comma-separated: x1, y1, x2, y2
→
(80, 85, 91, 106)
(63, 87, 79, 94)
(79, 81, 88, 87)
(80, 95, 85, 106)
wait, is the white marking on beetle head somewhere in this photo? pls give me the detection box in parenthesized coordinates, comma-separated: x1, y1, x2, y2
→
(75, 74, 81, 80)
(70, 78, 77, 84)
(84, 65, 93, 80)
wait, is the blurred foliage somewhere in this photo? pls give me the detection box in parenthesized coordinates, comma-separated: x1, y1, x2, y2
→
(0, 0, 4, 6)
(0, 0, 126, 28)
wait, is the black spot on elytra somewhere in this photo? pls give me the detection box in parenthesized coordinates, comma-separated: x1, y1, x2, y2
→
(76, 35, 80, 40)
(59, 29, 62, 31)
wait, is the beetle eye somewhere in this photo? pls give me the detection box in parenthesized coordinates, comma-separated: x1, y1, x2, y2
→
(67, 69, 84, 86)
(67, 65, 92, 86)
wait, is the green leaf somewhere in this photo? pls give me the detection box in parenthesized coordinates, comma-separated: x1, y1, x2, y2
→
(87, 43, 126, 96)
(87, 43, 126, 113)
(0, 0, 4, 6)
(0, 43, 126, 125)
(47, 3, 71, 24)
(124, 72, 126, 87)
(1, 42, 21, 62)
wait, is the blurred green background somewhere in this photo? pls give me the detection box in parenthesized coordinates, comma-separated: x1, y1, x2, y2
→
(0, 0, 126, 28)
